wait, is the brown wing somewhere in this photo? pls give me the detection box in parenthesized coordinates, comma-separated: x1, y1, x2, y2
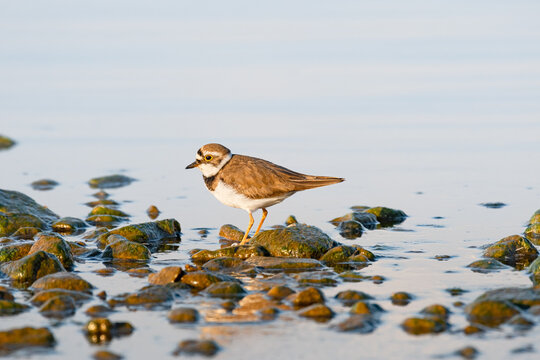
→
(218, 155, 344, 199)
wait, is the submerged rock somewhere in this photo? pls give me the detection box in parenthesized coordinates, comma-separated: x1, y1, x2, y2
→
(470, 287, 540, 308)
(0, 189, 59, 236)
(401, 317, 447, 335)
(421, 304, 450, 321)
(28, 233, 74, 269)
(39, 295, 76, 318)
(465, 300, 520, 327)
(336, 220, 364, 239)
(0, 300, 29, 316)
(1, 251, 65, 285)
(333, 315, 377, 333)
(146, 205, 160, 219)
(88, 174, 136, 189)
(31, 272, 94, 293)
(320, 245, 357, 264)
(173, 339, 220, 357)
(30, 179, 59, 191)
(267, 286, 295, 300)
(250, 224, 335, 259)
(96, 219, 181, 251)
(365, 207, 407, 226)
(467, 259, 509, 273)
(101, 236, 151, 261)
(0, 135, 16, 150)
(86, 206, 129, 226)
(191, 245, 268, 263)
(52, 217, 87, 234)
(330, 211, 378, 229)
(168, 307, 199, 323)
(483, 235, 538, 269)
(0, 243, 32, 262)
(11, 226, 40, 240)
(0, 327, 55, 353)
(245, 256, 323, 270)
(202, 257, 248, 272)
(350, 301, 383, 315)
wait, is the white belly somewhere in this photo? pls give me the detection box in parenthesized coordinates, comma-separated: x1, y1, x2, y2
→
(211, 181, 290, 213)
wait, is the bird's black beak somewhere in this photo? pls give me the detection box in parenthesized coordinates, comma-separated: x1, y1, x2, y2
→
(186, 161, 198, 169)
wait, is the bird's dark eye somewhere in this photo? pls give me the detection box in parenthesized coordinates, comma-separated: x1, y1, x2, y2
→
(205, 155, 213, 161)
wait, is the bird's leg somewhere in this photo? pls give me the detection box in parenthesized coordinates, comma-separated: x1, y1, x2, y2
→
(239, 212, 255, 245)
(253, 208, 268, 236)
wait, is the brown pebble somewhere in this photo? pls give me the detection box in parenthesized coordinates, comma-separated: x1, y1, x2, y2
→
(371, 275, 385, 284)
(168, 308, 199, 323)
(148, 266, 184, 285)
(146, 205, 160, 219)
(221, 301, 236, 312)
(267, 286, 295, 300)
(94, 268, 116, 277)
(463, 325, 484, 335)
(85, 305, 113, 317)
(97, 291, 107, 300)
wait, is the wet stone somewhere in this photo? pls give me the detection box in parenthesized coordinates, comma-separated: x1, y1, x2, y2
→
(267, 285, 295, 300)
(245, 256, 323, 270)
(294, 272, 338, 287)
(456, 346, 479, 359)
(108, 286, 173, 309)
(391, 291, 413, 306)
(0, 300, 29, 316)
(0, 289, 14, 301)
(421, 304, 450, 321)
(219, 224, 245, 242)
(39, 295, 76, 318)
(330, 211, 378, 229)
(85, 305, 114, 318)
(85, 199, 119, 208)
(401, 317, 447, 335)
(298, 303, 335, 320)
(465, 300, 520, 327)
(288, 287, 325, 307)
(181, 271, 237, 290)
(525, 223, 540, 245)
(463, 325, 484, 335)
(85, 318, 134, 344)
(30, 289, 93, 306)
(173, 339, 220, 357)
(11, 226, 40, 240)
(467, 259, 508, 273)
(250, 223, 335, 259)
(88, 174, 136, 189)
(168, 307, 199, 323)
(28, 233, 74, 269)
(320, 245, 357, 264)
(335, 290, 373, 306)
(1, 251, 65, 285)
(205, 281, 246, 299)
(479, 202, 506, 209)
(365, 206, 407, 226)
(31, 272, 94, 293)
(338, 271, 368, 282)
(285, 215, 298, 226)
(0, 327, 55, 353)
(192, 245, 268, 263)
(0, 242, 32, 262)
(0, 189, 60, 236)
(202, 257, 248, 272)
(30, 179, 59, 191)
(483, 234, 538, 270)
(102, 235, 151, 261)
(52, 217, 87, 234)
(350, 301, 383, 315)
(148, 266, 184, 285)
(472, 287, 540, 308)
(333, 315, 377, 333)
(146, 205, 160, 219)
(337, 220, 364, 239)
(93, 350, 124, 360)
(0, 135, 16, 150)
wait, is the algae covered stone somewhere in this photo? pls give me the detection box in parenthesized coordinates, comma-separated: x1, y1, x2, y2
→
(173, 339, 219, 357)
(101, 236, 151, 261)
(320, 245, 357, 264)
(28, 233, 74, 269)
(1, 251, 65, 285)
(0, 243, 32, 262)
(335, 290, 373, 306)
(401, 317, 447, 335)
(168, 307, 199, 323)
(96, 219, 181, 250)
(39, 295, 76, 318)
(298, 303, 335, 320)
(467, 259, 508, 273)
(0, 300, 29, 316)
(148, 266, 184, 285)
(30, 179, 59, 191)
(219, 224, 244, 242)
(483, 235, 538, 269)
(0, 135, 16, 150)
(525, 223, 540, 245)
(0, 189, 59, 236)
(365, 206, 407, 226)
(288, 287, 325, 307)
(465, 300, 519, 327)
(245, 256, 323, 270)
(52, 217, 87, 234)
(0, 327, 55, 353)
(250, 224, 335, 259)
(88, 174, 136, 189)
(181, 271, 237, 290)
(191, 245, 268, 263)
(31, 272, 94, 293)
(205, 281, 246, 299)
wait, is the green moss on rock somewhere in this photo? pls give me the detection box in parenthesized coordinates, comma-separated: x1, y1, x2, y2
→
(28, 233, 74, 269)
(96, 219, 181, 250)
(101, 236, 151, 261)
(401, 317, 447, 335)
(365, 207, 407, 226)
(1, 251, 65, 285)
(0, 243, 32, 262)
(0, 327, 55, 353)
(31, 272, 94, 293)
(191, 245, 268, 263)
(483, 235, 538, 269)
(88, 174, 136, 189)
(465, 300, 519, 327)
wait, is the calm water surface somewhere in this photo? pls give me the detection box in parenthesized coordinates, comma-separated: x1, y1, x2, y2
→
(1, 1, 540, 359)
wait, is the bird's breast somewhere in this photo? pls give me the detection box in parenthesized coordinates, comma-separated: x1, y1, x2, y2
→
(210, 180, 290, 213)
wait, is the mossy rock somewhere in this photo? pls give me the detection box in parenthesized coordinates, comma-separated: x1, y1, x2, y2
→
(173, 339, 220, 357)
(0, 300, 30, 316)
(250, 224, 335, 259)
(191, 245, 268, 263)
(30, 179, 59, 191)
(320, 245, 357, 264)
(295, 272, 338, 287)
(330, 211, 378, 229)
(298, 303, 335, 319)
(0, 135, 16, 150)
(528, 257, 540, 276)
(333, 315, 377, 333)
(391, 291, 413, 306)
(483, 235, 538, 269)
(168, 307, 199, 323)
(148, 266, 184, 285)
(465, 300, 520, 327)
(0, 327, 55, 353)
(267, 286, 295, 300)
(88, 174, 136, 189)
(365, 207, 407, 226)
(39, 295, 76, 318)
(31, 272, 94, 293)
(108, 285, 173, 309)
(336, 220, 364, 239)
(0, 243, 32, 262)
(467, 259, 509, 273)
(245, 256, 323, 270)
(102, 236, 151, 261)
(29, 289, 92, 306)
(335, 290, 373, 306)
(338, 271, 369, 282)
(96, 219, 181, 251)
(529, 209, 540, 225)
(180, 271, 237, 290)
(52, 217, 87, 234)
(205, 281, 246, 299)
(421, 304, 450, 321)
(471, 287, 540, 309)
(0, 189, 59, 236)
(218, 224, 245, 242)
(401, 317, 447, 335)
(202, 257, 248, 272)
(28, 233, 74, 269)
(288, 287, 325, 307)
(11, 226, 40, 240)
(0, 251, 65, 285)
(350, 301, 383, 315)
(525, 223, 540, 245)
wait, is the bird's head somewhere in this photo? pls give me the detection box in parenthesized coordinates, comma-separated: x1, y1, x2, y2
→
(186, 143, 232, 177)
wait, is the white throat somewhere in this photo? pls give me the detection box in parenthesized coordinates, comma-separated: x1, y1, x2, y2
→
(198, 153, 232, 177)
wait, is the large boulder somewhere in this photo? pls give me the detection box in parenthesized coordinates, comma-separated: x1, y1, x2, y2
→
(250, 224, 335, 259)
(0, 189, 59, 236)
(483, 235, 538, 270)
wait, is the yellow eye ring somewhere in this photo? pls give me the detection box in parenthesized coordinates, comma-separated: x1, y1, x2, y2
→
(205, 155, 213, 161)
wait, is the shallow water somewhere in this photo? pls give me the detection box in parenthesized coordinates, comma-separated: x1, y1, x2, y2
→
(2, 1, 540, 359)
